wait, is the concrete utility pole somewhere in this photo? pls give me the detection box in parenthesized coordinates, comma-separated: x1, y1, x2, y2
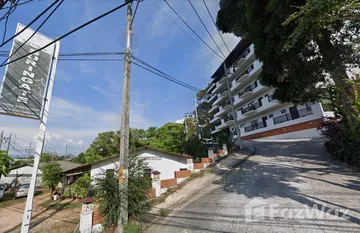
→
(118, 1, 132, 232)
(6, 133, 12, 152)
(223, 63, 243, 149)
(27, 142, 32, 158)
(193, 94, 201, 140)
(0, 131, 3, 150)
(184, 113, 189, 141)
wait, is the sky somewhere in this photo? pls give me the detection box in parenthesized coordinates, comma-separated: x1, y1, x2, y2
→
(0, 0, 239, 157)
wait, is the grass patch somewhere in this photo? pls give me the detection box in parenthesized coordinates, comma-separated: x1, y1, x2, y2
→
(125, 223, 141, 233)
(158, 208, 169, 217)
(0, 190, 44, 208)
(39, 199, 82, 211)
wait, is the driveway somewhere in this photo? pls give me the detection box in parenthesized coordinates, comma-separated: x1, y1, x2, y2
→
(146, 139, 360, 233)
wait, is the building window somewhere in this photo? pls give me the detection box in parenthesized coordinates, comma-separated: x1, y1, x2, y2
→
(232, 97, 235, 103)
(269, 114, 274, 118)
(281, 109, 286, 114)
(180, 168, 187, 171)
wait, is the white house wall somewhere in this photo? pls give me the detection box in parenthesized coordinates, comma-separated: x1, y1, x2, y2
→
(0, 166, 42, 186)
(90, 150, 189, 181)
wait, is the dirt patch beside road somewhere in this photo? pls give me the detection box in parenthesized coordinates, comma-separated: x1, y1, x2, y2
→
(0, 191, 81, 233)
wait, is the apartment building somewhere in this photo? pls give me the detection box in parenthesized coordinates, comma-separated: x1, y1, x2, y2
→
(207, 39, 333, 140)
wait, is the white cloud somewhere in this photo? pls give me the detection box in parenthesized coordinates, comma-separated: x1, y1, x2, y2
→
(175, 119, 184, 124)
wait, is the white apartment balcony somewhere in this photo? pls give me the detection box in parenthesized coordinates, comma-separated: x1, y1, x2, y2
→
(208, 104, 219, 114)
(234, 46, 255, 71)
(238, 83, 257, 99)
(210, 116, 221, 124)
(206, 82, 216, 95)
(221, 89, 229, 98)
(211, 128, 221, 134)
(208, 93, 218, 104)
(223, 117, 235, 127)
(213, 79, 227, 94)
(231, 61, 262, 93)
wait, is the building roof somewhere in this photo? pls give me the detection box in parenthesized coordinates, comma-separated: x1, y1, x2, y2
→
(39, 161, 82, 173)
(64, 146, 192, 174)
(210, 39, 252, 84)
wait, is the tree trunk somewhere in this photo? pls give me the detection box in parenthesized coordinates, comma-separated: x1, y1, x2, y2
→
(50, 186, 53, 200)
(317, 30, 357, 125)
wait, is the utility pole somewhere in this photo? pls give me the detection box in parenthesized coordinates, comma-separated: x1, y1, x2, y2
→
(118, 1, 132, 232)
(223, 63, 243, 149)
(6, 133, 12, 152)
(193, 94, 201, 140)
(0, 131, 3, 150)
(27, 142, 32, 158)
(64, 142, 68, 158)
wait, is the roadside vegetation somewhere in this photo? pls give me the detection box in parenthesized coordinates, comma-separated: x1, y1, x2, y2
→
(216, 0, 360, 166)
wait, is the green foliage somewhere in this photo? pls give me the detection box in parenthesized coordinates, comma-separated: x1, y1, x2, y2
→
(95, 154, 152, 230)
(148, 123, 185, 154)
(0, 150, 13, 178)
(72, 173, 91, 199)
(71, 152, 86, 164)
(42, 162, 63, 189)
(40, 153, 53, 163)
(86, 131, 120, 158)
(124, 224, 141, 233)
(183, 138, 206, 158)
(321, 117, 360, 166)
(158, 208, 169, 217)
(217, 0, 359, 123)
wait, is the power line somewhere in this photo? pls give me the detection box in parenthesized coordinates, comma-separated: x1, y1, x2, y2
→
(59, 58, 124, 61)
(131, 56, 200, 91)
(0, 0, 61, 47)
(187, 0, 226, 58)
(163, 0, 224, 61)
(202, 0, 230, 53)
(1, 0, 64, 66)
(0, 0, 133, 67)
(150, 0, 220, 62)
(0, 0, 44, 10)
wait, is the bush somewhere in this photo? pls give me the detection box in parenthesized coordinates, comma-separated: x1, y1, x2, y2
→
(321, 117, 360, 167)
(183, 138, 206, 158)
(94, 154, 152, 230)
(72, 173, 91, 199)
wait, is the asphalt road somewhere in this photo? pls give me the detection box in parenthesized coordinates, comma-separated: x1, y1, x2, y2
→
(146, 139, 360, 233)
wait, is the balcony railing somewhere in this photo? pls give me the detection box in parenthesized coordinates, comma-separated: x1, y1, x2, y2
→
(224, 115, 234, 123)
(244, 122, 266, 133)
(240, 101, 262, 115)
(273, 113, 292, 125)
(238, 82, 258, 98)
(299, 107, 313, 117)
(235, 64, 254, 83)
(268, 94, 274, 102)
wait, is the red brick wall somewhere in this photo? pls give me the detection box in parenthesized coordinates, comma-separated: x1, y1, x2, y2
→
(194, 163, 204, 169)
(160, 178, 177, 188)
(242, 118, 323, 140)
(174, 170, 191, 178)
(146, 188, 156, 198)
(201, 158, 212, 164)
(92, 208, 104, 226)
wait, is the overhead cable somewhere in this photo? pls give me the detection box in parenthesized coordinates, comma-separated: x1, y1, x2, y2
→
(1, 0, 64, 66)
(0, 0, 133, 67)
(187, 0, 226, 58)
(202, 0, 230, 53)
(163, 0, 224, 60)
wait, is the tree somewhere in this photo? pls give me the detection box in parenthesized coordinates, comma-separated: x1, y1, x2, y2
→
(217, 0, 360, 124)
(40, 153, 53, 163)
(95, 154, 152, 230)
(72, 152, 86, 164)
(85, 131, 120, 158)
(0, 150, 13, 178)
(42, 162, 63, 200)
(72, 173, 91, 199)
(148, 123, 185, 153)
(183, 138, 206, 159)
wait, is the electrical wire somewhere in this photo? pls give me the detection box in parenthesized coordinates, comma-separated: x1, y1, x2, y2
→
(163, 0, 224, 61)
(130, 0, 140, 28)
(0, 0, 44, 10)
(202, 0, 230, 53)
(150, 0, 220, 62)
(131, 56, 200, 91)
(58, 58, 124, 61)
(0, 0, 61, 47)
(1, 0, 64, 66)
(187, 0, 226, 58)
(0, 0, 133, 67)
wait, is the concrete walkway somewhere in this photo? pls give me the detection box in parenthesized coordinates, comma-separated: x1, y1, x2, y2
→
(145, 139, 360, 233)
